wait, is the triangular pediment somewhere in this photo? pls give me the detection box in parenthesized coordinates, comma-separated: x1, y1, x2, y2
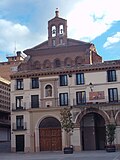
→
(24, 38, 91, 54)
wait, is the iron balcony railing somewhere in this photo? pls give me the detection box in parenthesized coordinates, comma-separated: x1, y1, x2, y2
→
(11, 103, 26, 111)
(72, 96, 120, 107)
(57, 97, 120, 108)
(12, 122, 27, 131)
(0, 119, 10, 125)
(11, 96, 120, 110)
(14, 85, 24, 90)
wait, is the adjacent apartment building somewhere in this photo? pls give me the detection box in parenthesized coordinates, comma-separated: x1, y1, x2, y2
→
(0, 77, 10, 142)
(11, 9, 120, 152)
(0, 51, 24, 151)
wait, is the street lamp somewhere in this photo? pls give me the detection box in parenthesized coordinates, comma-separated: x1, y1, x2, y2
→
(89, 82, 93, 92)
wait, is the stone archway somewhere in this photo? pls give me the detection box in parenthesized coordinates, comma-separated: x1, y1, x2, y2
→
(39, 117, 62, 151)
(80, 112, 106, 150)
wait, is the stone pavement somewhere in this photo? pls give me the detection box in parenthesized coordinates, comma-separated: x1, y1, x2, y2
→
(0, 151, 120, 160)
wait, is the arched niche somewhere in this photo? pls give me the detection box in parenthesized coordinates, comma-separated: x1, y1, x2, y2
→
(33, 61, 41, 69)
(75, 56, 82, 66)
(45, 84, 52, 97)
(64, 57, 72, 67)
(54, 58, 61, 68)
(43, 59, 51, 69)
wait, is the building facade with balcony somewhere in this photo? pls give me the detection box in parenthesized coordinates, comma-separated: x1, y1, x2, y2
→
(10, 9, 120, 152)
(0, 51, 25, 151)
(0, 77, 10, 143)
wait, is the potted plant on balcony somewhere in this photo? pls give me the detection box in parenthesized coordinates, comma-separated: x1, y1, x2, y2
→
(106, 123, 116, 152)
(60, 107, 74, 154)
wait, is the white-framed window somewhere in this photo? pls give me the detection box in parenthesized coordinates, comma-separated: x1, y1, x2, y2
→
(59, 93, 68, 106)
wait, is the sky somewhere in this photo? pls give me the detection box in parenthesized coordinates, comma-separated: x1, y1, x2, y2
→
(0, 0, 120, 62)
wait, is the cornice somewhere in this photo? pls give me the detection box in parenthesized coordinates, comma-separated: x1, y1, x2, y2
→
(11, 63, 120, 80)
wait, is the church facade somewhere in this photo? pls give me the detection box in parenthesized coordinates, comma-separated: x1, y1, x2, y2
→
(11, 9, 120, 152)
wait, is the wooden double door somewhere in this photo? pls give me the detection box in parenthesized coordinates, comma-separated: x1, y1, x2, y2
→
(40, 128, 62, 151)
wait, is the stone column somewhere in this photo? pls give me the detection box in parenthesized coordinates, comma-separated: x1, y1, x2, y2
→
(71, 127, 81, 151)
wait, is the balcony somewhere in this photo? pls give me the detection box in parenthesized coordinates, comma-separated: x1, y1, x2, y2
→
(12, 122, 27, 131)
(11, 103, 26, 111)
(72, 97, 120, 108)
(0, 119, 10, 126)
(57, 96, 120, 108)
(14, 85, 24, 91)
(11, 96, 120, 111)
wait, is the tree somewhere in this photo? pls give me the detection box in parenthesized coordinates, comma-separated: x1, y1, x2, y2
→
(106, 123, 116, 152)
(60, 107, 74, 147)
(106, 124, 116, 146)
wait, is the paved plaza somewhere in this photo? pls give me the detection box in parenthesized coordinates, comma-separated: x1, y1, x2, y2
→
(0, 151, 120, 160)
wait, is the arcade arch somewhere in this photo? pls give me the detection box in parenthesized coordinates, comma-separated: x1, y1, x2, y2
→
(76, 109, 110, 151)
(39, 117, 62, 151)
